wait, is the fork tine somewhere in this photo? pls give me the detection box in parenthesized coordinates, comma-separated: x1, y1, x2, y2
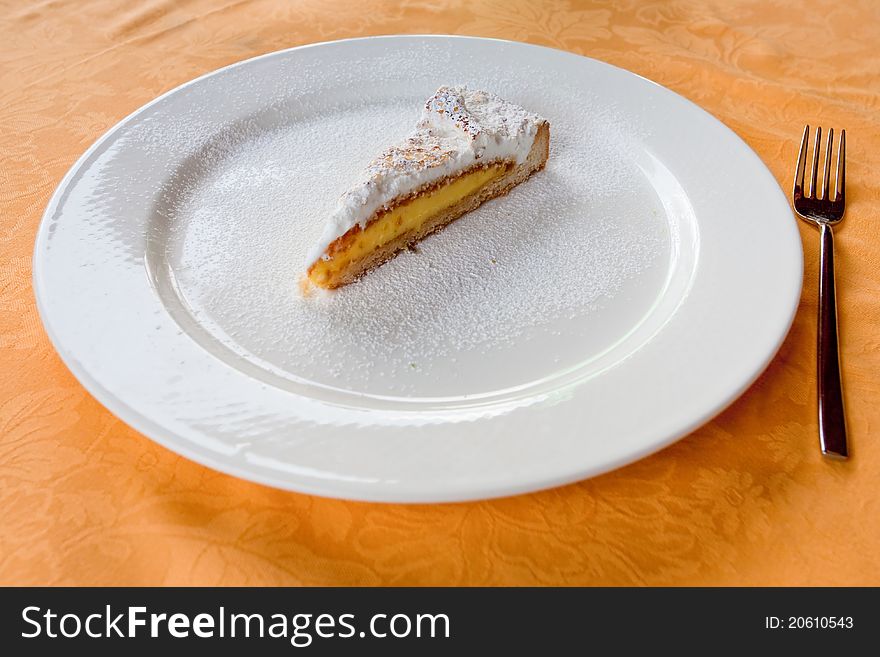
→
(794, 125, 809, 197)
(821, 128, 833, 200)
(836, 129, 846, 203)
(810, 126, 822, 198)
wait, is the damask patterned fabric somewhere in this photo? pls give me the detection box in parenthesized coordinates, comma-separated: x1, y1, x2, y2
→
(1, 0, 878, 585)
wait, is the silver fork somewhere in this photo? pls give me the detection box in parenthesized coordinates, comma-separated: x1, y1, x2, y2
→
(793, 125, 848, 459)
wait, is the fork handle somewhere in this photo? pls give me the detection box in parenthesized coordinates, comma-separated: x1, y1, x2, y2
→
(818, 222, 848, 458)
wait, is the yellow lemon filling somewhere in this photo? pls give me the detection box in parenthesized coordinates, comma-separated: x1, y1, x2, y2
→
(308, 164, 506, 288)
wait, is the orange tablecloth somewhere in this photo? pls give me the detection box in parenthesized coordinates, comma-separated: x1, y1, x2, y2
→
(2, 0, 879, 586)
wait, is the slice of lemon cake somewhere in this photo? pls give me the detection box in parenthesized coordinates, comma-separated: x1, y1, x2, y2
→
(305, 86, 550, 289)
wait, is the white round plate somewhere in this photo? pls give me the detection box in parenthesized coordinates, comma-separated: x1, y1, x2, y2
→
(34, 36, 801, 502)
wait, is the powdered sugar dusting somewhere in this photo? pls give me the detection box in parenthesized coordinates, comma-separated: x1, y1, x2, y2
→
(149, 49, 671, 400)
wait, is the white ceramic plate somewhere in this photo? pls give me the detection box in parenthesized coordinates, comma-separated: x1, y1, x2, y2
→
(33, 36, 802, 502)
